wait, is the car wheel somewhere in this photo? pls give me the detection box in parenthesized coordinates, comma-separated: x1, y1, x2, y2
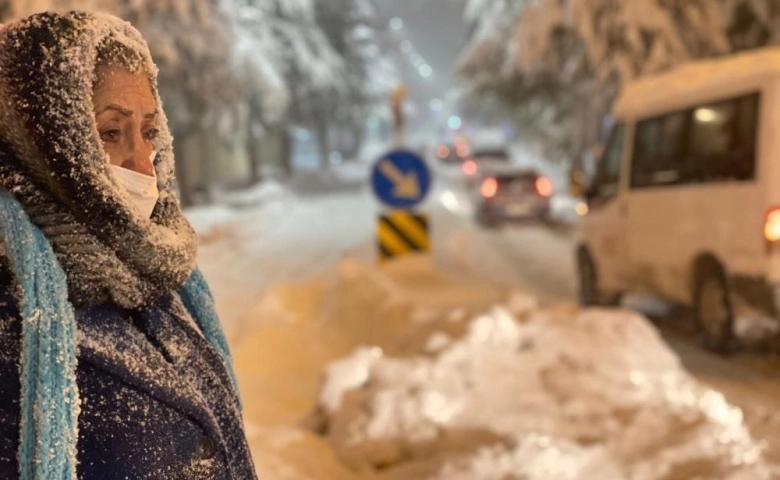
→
(539, 210, 554, 227)
(694, 262, 736, 353)
(577, 248, 599, 306)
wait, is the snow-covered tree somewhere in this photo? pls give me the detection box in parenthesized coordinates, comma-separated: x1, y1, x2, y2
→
(723, 0, 780, 50)
(457, 0, 581, 162)
(563, 0, 730, 84)
(457, 0, 780, 166)
(226, 0, 347, 172)
(315, 0, 395, 160)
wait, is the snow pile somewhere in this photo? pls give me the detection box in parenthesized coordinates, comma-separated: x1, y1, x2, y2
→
(185, 180, 291, 243)
(433, 434, 623, 480)
(318, 305, 777, 478)
(320, 347, 383, 415)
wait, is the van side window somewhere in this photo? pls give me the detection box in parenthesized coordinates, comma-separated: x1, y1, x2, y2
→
(686, 96, 755, 182)
(632, 111, 686, 187)
(630, 92, 759, 188)
(591, 124, 625, 205)
(735, 94, 759, 179)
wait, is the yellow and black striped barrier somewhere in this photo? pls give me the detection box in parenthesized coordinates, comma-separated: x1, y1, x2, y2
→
(377, 211, 430, 263)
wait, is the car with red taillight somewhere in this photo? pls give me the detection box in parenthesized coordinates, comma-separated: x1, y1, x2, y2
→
(475, 171, 553, 227)
(462, 148, 511, 179)
(435, 143, 464, 165)
(574, 49, 780, 353)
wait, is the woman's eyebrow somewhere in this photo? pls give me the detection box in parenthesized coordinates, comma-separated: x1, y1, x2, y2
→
(96, 104, 133, 116)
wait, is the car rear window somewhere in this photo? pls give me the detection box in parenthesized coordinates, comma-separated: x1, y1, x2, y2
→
(496, 173, 536, 185)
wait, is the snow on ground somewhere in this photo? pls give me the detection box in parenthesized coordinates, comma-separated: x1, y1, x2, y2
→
(331, 161, 371, 183)
(185, 180, 291, 243)
(186, 179, 375, 342)
(227, 255, 505, 480)
(213, 180, 292, 209)
(317, 298, 779, 479)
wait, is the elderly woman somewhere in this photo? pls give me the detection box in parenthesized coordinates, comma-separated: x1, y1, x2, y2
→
(0, 11, 256, 480)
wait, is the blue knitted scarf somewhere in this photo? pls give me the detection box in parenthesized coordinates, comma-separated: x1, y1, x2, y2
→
(0, 190, 238, 480)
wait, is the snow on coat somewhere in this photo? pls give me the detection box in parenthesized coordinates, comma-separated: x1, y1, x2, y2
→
(0, 283, 257, 479)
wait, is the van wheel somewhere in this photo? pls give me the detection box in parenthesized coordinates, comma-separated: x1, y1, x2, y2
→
(694, 262, 735, 353)
(577, 248, 621, 307)
(476, 214, 500, 229)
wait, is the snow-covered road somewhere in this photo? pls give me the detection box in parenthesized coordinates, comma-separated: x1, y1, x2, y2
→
(189, 165, 780, 478)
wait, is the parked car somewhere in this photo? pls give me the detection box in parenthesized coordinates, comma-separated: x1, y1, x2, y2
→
(461, 147, 511, 179)
(475, 169, 553, 227)
(574, 47, 777, 352)
(435, 142, 469, 164)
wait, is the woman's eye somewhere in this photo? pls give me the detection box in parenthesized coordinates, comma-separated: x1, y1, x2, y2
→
(143, 128, 159, 141)
(100, 129, 120, 142)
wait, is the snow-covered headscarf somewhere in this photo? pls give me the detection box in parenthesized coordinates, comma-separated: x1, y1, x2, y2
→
(0, 10, 197, 308)
(0, 11, 238, 480)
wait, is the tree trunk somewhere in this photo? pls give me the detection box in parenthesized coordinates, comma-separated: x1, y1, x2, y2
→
(246, 125, 262, 184)
(172, 129, 194, 208)
(341, 122, 365, 160)
(246, 99, 264, 184)
(278, 126, 293, 177)
(199, 128, 214, 204)
(316, 115, 331, 170)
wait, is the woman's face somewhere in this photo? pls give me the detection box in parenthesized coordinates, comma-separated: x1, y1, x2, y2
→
(93, 66, 159, 176)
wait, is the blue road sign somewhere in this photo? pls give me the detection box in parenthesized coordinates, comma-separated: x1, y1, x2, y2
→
(371, 150, 432, 209)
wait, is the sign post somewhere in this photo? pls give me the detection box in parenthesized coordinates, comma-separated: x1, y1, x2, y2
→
(390, 85, 409, 147)
(371, 150, 432, 263)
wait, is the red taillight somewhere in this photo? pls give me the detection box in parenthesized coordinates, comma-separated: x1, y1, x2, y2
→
(462, 160, 478, 176)
(535, 176, 553, 197)
(480, 177, 499, 199)
(765, 208, 780, 251)
(437, 145, 450, 159)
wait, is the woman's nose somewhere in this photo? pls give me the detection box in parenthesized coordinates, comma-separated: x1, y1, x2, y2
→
(123, 135, 154, 176)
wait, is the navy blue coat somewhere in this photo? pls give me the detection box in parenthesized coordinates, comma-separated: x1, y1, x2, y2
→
(0, 275, 257, 479)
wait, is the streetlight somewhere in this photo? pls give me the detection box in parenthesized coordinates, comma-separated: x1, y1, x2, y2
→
(418, 64, 433, 78)
(447, 116, 462, 130)
(390, 17, 404, 30)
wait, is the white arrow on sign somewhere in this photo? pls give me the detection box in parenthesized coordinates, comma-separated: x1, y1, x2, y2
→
(379, 160, 420, 199)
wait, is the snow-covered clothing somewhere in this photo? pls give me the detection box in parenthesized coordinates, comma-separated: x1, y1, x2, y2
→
(0, 11, 256, 480)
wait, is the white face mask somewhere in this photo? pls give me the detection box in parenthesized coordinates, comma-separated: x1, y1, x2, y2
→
(110, 154, 159, 219)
